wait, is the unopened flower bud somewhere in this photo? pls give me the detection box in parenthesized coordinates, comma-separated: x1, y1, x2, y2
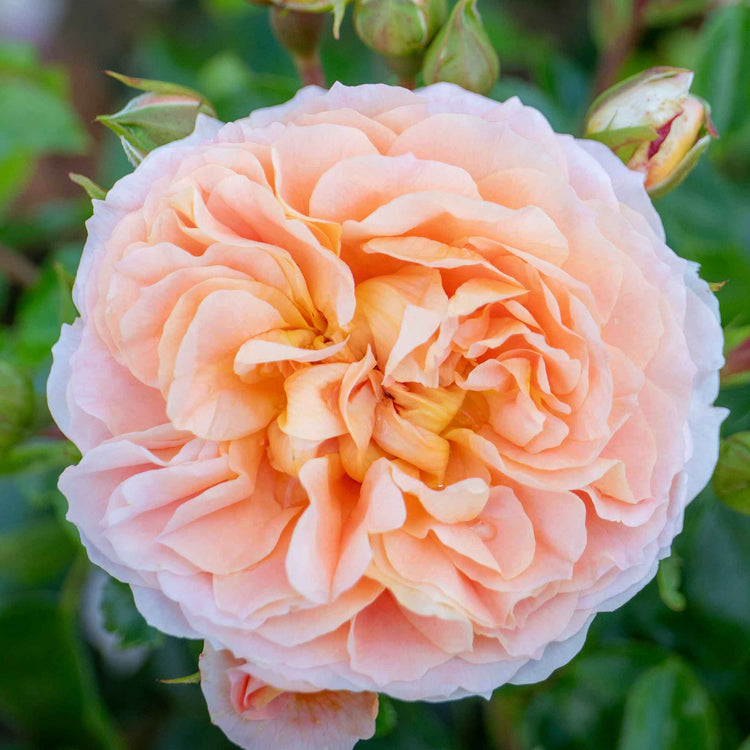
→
(246, 0, 349, 38)
(422, 0, 499, 95)
(713, 432, 750, 515)
(98, 73, 216, 167)
(585, 67, 717, 197)
(354, 0, 446, 58)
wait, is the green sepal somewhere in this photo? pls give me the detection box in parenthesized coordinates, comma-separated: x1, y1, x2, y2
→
(105, 71, 216, 114)
(159, 672, 201, 685)
(68, 173, 107, 200)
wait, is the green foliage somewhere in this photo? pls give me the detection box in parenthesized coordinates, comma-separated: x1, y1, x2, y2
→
(513, 643, 666, 749)
(0, 42, 88, 215)
(101, 577, 166, 651)
(692, 2, 750, 179)
(373, 694, 398, 737)
(0, 360, 35, 450)
(619, 659, 719, 750)
(0, 596, 121, 748)
(0, 520, 77, 591)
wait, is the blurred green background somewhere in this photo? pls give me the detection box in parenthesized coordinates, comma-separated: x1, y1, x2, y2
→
(0, 0, 748, 747)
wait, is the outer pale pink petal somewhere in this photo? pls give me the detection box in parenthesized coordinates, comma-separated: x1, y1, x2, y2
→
(130, 584, 202, 639)
(200, 645, 377, 750)
(48, 320, 110, 451)
(239, 85, 327, 129)
(417, 82, 506, 117)
(72, 115, 223, 314)
(576, 131, 726, 505)
(348, 592, 453, 684)
(566, 136, 663, 239)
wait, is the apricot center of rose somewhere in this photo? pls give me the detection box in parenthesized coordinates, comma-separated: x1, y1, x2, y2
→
(257, 274, 570, 490)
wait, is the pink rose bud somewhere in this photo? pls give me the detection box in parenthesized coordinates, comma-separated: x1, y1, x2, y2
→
(585, 67, 717, 197)
(98, 72, 216, 166)
(422, 0, 498, 94)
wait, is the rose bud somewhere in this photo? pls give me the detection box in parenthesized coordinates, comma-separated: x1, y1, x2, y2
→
(98, 73, 216, 166)
(585, 67, 717, 197)
(354, 0, 447, 59)
(713, 432, 750, 515)
(422, 0, 499, 94)
(246, 0, 349, 38)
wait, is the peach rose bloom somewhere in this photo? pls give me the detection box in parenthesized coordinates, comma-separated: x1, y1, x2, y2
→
(49, 83, 724, 744)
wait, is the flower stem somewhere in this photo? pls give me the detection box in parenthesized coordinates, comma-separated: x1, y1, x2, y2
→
(592, 0, 648, 96)
(295, 52, 326, 87)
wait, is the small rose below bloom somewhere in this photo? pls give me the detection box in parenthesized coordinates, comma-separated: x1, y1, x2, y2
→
(200, 645, 378, 750)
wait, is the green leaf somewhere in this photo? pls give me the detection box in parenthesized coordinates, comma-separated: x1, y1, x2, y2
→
(4, 261, 80, 368)
(0, 519, 77, 590)
(618, 659, 719, 750)
(0, 360, 34, 450)
(0, 597, 121, 747)
(374, 694, 398, 737)
(0, 439, 80, 476)
(0, 42, 88, 217)
(713, 432, 750, 514)
(0, 80, 88, 160)
(100, 576, 165, 650)
(363, 698, 455, 749)
(657, 555, 687, 612)
(0, 151, 34, 213)
(521, 642, 668, 750)
(692, 3, 750, 176)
